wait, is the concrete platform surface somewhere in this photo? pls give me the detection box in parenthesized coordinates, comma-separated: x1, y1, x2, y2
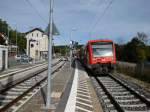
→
(13, 60, 103, 112)
(16, 61, 72, 112)
(57, 60, 103, 112)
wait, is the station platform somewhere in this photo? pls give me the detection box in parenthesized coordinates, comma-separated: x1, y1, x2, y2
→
(0, 58, 59, 75)
(56, 60, 102, 112)
(15, 60, 103, 112)
(0, 62, 43, 75)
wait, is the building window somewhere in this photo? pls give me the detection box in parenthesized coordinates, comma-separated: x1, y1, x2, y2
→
(31, 44, 34, 48)
(37, 33, 38, 37)
(32, 33, 33, 37)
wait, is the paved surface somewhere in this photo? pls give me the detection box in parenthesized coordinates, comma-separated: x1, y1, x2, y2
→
(0, 59, 60, 91)
(16, 61, 72, 112)
(57, 61, 103, 112)
(76, 61, 102, 112)
(1, 61, 65, 112)
(11, 60, 103, 112)
(0, 64, 47, 90)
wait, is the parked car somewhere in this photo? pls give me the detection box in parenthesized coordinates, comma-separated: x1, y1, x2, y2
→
(20, 55, 33, 62)
(15, 55, 21, 61)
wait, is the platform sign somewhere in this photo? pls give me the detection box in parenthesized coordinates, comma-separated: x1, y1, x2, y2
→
(45, 23, 60, 36)
(70, 40, 78, 49)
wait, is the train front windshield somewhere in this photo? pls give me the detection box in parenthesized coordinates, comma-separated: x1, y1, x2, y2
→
(91, 42, 113, 57)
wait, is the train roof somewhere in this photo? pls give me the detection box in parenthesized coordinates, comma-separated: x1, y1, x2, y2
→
(87, 39, 113, 43)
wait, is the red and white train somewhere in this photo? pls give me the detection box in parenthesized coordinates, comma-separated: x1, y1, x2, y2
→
(79, 39, 116, 74)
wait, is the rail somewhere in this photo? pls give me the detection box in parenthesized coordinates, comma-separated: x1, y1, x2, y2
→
(0, 59, 61, 79)
(0, 60, 65, 111)
(91, 74, 150, 112)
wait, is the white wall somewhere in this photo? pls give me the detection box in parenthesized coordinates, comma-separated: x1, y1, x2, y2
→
(26, 29, 48, 59)
(0, 45, 8, 70)
(39, 35, 48, 51)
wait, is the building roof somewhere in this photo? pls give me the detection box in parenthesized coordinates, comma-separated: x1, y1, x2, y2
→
(25, 28, 44, 35)
(25, 23, 60, 36)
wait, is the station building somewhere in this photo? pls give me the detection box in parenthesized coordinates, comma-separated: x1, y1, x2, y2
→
(25, 28, 48, 60)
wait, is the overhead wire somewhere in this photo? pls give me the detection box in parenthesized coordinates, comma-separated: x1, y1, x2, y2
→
(24, 0, 48, 24)
(89, 0, 114, 37)
(57, 36, 68, 45)
(88, 0, 104, 28)
(39, 0, 47, 8)
(87, 0, 107, 38)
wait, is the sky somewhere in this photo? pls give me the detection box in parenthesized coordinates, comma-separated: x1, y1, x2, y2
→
(0, 0, 150, 45)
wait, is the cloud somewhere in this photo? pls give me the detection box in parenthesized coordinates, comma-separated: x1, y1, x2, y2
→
(0, 0, 150, 45)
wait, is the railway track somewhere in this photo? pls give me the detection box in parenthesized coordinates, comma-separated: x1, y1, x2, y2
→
(91, 74, 150, 112)
(0, 59, 61, 92)
(0, 59, 61, 79)
(0, 60, 65, 112)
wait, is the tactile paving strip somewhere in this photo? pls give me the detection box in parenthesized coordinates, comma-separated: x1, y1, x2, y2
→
(75, 72, 94, 112)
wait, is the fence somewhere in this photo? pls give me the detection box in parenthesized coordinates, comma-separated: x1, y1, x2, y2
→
(8, 57, 21, 67)
(116, 61, 150, 82)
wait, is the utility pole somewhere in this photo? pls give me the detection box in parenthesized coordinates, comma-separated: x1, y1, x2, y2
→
(70, 40, 72, 68)
(15, 26, 17, 55)
(70, 28, 77, 68)
(65, 45, 67, 56)
(7, 26, 9, 46)
(7, 26, 10, 58)
(52, 38, 55, 58)
(46, 0, 54, 110)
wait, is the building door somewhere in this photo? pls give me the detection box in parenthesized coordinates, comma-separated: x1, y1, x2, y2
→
(2, 50, 6, 70)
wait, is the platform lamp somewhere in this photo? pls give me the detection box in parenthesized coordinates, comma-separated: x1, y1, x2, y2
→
(45, 0, 54, 110)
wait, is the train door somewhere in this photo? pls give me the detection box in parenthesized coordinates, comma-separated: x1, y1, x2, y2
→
(2, 50, 6, 70)
(85, 45, 90, 67)
(86, 47, 89, 65)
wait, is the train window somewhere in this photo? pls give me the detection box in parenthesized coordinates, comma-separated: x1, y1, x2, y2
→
(91, 42, 113, 57)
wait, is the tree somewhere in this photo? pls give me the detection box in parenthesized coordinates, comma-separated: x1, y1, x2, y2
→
(0, 18, 26, 53)
(54, 45, 69, 56)
(124, 37, 146, 63)
(135, 32, 149, 45)
(136, 48, 146, 62)
(0, 19, 8, 35)
(115, 32, 150, 63)
(117, 34, 148, 63)
(115, 44, 124, 61)
(145, 46, 150, 61)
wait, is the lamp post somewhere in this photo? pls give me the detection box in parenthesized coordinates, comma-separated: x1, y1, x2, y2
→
(15, 25, 17, 55)
(45, 0, 54, 110)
